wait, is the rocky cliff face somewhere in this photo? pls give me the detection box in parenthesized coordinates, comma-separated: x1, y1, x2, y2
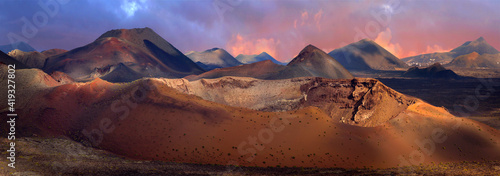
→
(158, 77, 415, 127)
(298, 78, 415, 127)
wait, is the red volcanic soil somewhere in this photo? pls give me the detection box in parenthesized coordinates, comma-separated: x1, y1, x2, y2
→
(3, 70, 500, 169)
(445, 52, 500, 69)
(186, 48, 242, 70)
(50, 71, 74, 84)
(402, 37, 500, 66)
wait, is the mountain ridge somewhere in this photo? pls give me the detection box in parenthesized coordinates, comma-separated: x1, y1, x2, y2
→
(0, 41, 36, 53)
(235, 52, 284, 65)
(43, 27, 205, 81)
(402, 37, 500, 66)
(328, 39, 408, 71)
(186, 48, 242, 70)
(270, 44, 353, 79)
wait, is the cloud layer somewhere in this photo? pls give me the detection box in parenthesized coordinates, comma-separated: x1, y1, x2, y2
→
(0, 0, 498, 62)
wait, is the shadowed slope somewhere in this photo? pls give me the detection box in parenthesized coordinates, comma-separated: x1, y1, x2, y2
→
(403, 63, 460, 79)
(271, 45, 353, 79)
(401, 52, 454, 66)
(99, 63, 145, 83)
(328, 39, 408, 71)
(236, 52, 283, 65)
(450, 37, 499, 57)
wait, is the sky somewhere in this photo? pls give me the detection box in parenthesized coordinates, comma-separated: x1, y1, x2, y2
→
(0, 0, 499, 62)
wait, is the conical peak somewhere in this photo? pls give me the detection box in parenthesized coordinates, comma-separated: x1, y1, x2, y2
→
(475, 37, 485, 42)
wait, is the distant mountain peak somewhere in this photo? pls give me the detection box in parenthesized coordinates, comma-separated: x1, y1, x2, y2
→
(450, 36, 499, 56)
(0, 50, 29, 69)
(186, 47, 241, 70)
(287, 44, 324, 65)
(328, 39, 408, 71)
(206, 48, 221, 52)
(402, 36, 499, 66)
(185, 51, 195, 55)
(259, 59, 273, 64)
(277, 44, 353, 79)
(44, 27, 205, 80)
(476, 36, 485, 42)
(288, 44, 332, 66)
(258, 52, 271, 56)
(403, 62, 459, 79)
(235, 52, 283, 65)
(357, 38, 379, 46)
(301, 44, 321, 53)
(96, 27, 159, 42)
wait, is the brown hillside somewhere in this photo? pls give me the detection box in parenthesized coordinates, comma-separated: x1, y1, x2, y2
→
(2, 70, 499, 169)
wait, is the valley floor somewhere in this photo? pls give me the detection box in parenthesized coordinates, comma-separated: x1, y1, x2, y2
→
(1, 137, 499, 176)
(378, 78, 500, 130)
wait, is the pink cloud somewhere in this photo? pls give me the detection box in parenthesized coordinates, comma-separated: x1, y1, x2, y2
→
(374, 28, 403, 58)
(227, 34, 280, 59)
(301, 11, 309, 26)
(314, 9, 323, 31)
